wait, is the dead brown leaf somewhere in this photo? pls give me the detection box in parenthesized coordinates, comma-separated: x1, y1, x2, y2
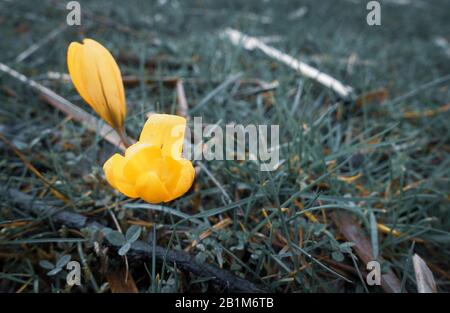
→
(332, 211, 403, 293)
(105, 268, 139, 293)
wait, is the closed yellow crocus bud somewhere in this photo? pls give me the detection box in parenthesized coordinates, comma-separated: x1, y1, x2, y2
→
(103, 114, 195, 203)
(67, 39, 126, 131)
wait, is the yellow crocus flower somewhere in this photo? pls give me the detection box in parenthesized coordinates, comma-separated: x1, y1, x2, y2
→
(67, 39, 126, 131)
(103, 114, 195, 203)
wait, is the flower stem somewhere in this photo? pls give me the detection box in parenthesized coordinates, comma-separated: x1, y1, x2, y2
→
(117, 127, 131, 148)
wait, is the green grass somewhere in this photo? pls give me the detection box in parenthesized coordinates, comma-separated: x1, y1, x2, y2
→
(0, 0, 449, 292)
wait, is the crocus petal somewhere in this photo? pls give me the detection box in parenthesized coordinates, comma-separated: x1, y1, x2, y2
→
(157, 155, 183, 187)
(79, 40, 119, 129)
(67, 39, 126, 130)
(122, 142, 162, 183)
(84, 39, 126, 126)
(139, 114, 186, 158)
(167, 159, 195, 201)
(102, 113, 195, 203)
(103, 153, 120, 188)
(135, 172, 171, 203)
(69, 41, 110, 125)
(67, 42, 95, 109)
(103, 154, 138, 198)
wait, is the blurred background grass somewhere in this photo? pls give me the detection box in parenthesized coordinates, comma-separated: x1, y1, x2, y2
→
(0, 0, 449, 292)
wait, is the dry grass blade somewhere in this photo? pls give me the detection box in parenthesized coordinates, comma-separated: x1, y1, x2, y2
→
(355, 88, 389, 107)
(176, 79, 189, 119)
(377, 223, 424, 243)
(122, 75, 179, 87)
(413, 253, 437, 293)
(185, 217, 232, 252)
(15, 24, 67, 63)
(0, 133, 68, 202)
(403, 103, 450, 119)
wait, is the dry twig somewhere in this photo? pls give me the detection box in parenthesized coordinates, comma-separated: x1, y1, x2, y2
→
(8, 190, 265, 293)
(224, 28, 354, 99)
(0, 62, 126, 150)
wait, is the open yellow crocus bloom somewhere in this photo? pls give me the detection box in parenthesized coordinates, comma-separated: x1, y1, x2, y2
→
(67, 39, 126, 131)
(103, 114, 195, 203)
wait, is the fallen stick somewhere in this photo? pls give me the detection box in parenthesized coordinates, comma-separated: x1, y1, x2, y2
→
(0, 62, 125, 150)
(8, 190, 265, 293)
(223, 28, 354, 99)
